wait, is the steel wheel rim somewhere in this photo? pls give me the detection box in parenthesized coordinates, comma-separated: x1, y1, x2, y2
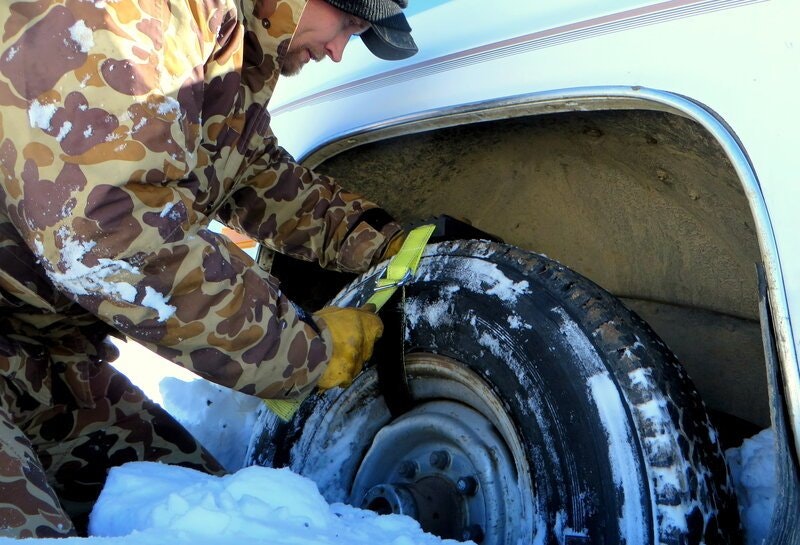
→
(292, 353, 534, 545)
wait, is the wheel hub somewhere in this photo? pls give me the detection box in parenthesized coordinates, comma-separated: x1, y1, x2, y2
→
(350, 400, 516, 544)
(361, 477, 466, 538)
(284, 353, 533, 545)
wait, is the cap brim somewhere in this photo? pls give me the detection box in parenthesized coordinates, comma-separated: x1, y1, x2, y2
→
(361, 24, 418, 61)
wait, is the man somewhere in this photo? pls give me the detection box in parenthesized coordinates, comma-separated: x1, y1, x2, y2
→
(0, 0, 416, 537)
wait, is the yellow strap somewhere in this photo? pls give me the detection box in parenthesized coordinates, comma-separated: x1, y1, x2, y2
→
(263, 224, 435, 422)
(366, 224, 436, 310)
(263, 398, 302, 422)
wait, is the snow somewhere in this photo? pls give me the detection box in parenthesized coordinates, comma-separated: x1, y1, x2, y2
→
(478, 331, 504, 358)
(109, 340, 258, 472)
(159, 376, 263, 472)
(160, 202, 176, 218)
(142, 286, 176, 322)
(41, 231, 175, 322)
(69, 20, 94, 53)
(44, 232, 138, 302)
(726, 428, 777, 545)
(453, 259, 530, 304)
(54, 461, 463, 545)
(404, 295, 452, 331)
(553, 509, 587, 542)
(507, 313, 532, 330)
(157, 97, 182, 116)
(28, 99, 58, 131)
(586, 373, 648, 543)
(4, 45, 18, 61)
(627, 367, 652, 388)
(56, 121, 73, 142)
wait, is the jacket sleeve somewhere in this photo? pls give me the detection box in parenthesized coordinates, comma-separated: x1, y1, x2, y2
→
(21, 179, 332, 400)
(216, 133, 403, 274)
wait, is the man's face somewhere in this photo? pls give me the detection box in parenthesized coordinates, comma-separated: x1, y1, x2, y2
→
(282, 0, 371, 76)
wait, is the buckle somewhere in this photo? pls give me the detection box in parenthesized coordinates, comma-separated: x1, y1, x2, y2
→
(373, 269, 414, 292)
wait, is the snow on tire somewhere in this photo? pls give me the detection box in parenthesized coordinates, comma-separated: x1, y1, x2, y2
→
(247, 240, 741, 545)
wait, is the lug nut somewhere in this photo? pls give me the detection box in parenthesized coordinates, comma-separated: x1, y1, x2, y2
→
(461, 524, 484, 543)
(456, 475, 478, 496)
(429, 450, 451, 470)
(397, 460, 418, 479)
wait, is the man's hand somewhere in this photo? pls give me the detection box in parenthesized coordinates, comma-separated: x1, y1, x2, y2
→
(314, 306, 383, 390)
(382, 233, 406, 260)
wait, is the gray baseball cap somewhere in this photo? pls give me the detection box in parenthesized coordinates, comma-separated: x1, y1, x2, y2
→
(324, 0, 418, 60)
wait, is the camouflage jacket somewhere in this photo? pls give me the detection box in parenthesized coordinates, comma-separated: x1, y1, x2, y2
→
(0, 0, 401, 406)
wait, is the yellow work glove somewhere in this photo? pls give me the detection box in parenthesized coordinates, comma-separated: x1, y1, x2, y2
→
(314, 305, 383, 390)
(382, 233, 406, 260)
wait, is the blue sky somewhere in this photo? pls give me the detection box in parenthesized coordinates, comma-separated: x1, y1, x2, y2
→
(404, 0, 450, 17)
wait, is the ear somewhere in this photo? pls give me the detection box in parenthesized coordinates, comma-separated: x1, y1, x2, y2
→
(253, 0, 278, 19)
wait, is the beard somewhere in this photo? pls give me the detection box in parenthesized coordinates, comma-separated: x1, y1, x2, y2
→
(276, 38, 301, 77)
(280, 49, 307, 76)
(280, 41, 324, 77)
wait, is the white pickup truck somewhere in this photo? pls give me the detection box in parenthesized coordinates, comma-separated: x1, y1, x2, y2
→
(247, 1, 800, 544)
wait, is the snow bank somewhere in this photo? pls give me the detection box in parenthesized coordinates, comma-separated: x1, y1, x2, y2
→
(159, 377, 263, 471)
(110, 338, 265, 471)
(84, 462, 466, 545)
(725, 428, 777, 545)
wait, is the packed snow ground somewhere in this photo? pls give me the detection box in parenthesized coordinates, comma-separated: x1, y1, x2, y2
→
(87, 462, 464, 545)
(1, 340, 777, 545)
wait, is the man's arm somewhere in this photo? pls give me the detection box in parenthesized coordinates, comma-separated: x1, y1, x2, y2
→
(217, 134, 403, 274)
(20, 178, 331, 400)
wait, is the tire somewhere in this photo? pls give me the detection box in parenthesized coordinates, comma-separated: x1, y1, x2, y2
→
(247, 241, 740, 545)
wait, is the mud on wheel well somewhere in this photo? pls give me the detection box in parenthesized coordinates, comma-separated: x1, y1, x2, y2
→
(268, 108, 768, 441)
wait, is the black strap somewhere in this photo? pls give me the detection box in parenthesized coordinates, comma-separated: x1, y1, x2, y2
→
(344, 208, 395, 241)
(373, 293, 414, 417)
(406, 214, 504, 244)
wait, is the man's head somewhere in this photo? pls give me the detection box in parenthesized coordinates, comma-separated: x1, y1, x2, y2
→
(281, 0, 417, 76)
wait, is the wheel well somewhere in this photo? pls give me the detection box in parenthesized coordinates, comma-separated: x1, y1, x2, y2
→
(314, 108, 768, 431)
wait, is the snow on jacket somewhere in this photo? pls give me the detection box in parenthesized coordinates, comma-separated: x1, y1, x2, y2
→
(0, 0, 401, 405)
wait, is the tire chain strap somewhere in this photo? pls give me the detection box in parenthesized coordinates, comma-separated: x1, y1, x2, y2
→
(263, 225, 435, 422)
(382, 282, 413, 416)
